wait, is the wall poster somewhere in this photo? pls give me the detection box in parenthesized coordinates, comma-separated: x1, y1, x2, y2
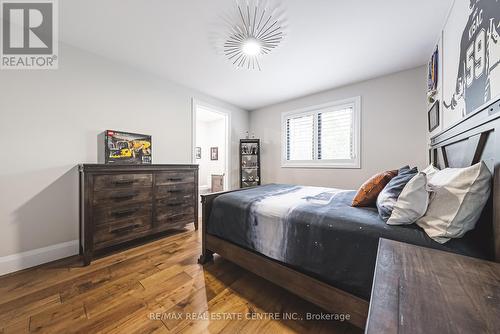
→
(442, 0, 500, 127)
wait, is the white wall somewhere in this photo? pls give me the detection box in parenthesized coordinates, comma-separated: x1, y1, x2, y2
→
(196, 121, 210, 187)
(249, 66, 428, 190)
(196, 118, 226, 188)
(0, 44, 248, 260)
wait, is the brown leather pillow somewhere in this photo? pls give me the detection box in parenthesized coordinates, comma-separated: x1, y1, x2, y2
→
(352, 170, 398, 207)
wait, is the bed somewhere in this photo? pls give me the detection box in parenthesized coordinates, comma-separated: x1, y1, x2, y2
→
(198, 97, 500, 329)
(206, 184, 491, 299)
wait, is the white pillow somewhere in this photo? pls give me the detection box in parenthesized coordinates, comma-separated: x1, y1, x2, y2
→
(386, 172, 429, 225)
(421, 164, 439, 179)
(416, 161, 492, 243)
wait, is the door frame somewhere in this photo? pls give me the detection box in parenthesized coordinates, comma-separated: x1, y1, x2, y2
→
(191, 98, 231, 191)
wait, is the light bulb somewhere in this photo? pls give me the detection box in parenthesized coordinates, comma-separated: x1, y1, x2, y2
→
(241, 38, 261, 56)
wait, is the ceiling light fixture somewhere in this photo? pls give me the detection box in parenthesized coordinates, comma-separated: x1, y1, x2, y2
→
(241, 38, 262, 56)
(219, 0, 286, 71)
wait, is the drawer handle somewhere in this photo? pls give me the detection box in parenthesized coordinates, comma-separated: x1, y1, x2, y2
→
(167, 178, 184, 182)
(111, 192, 138, 201)
(112, 208, 139, 218)
(167, 189, 183, 193)
(113, 180, 135, 186)
(112, 224, 141, 235)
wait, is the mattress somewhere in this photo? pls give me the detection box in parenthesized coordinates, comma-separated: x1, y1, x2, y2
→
(207, 184, 490, 300)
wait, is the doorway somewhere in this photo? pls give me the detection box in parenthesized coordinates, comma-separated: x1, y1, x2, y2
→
(192, 100, 230, 201)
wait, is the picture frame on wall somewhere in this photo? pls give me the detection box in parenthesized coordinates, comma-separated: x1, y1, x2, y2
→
(195, 147, 201, 159)
(427, 44, 438, 100)
(210, 147, 218, 160)
(428, 101, 440, 132)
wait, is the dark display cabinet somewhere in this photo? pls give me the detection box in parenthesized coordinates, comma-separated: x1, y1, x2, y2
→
(240, 139, 261, 188)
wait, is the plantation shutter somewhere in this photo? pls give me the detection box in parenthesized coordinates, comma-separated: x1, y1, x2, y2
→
(317, 107, 354, 160)
(286, 114, 314, 161)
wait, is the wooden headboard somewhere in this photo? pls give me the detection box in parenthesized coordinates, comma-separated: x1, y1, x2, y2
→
(430, 97, 500, 262)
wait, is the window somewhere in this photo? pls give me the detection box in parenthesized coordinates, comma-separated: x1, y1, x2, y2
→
(282, 97, 361, 168)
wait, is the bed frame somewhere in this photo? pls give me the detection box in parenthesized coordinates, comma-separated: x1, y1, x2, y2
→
(198, 97, 500, 329)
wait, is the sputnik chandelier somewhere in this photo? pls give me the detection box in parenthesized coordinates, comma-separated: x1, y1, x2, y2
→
(219, 0, 286, 71)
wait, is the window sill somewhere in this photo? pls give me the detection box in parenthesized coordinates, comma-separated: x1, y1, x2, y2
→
(281, 162, 361, 169)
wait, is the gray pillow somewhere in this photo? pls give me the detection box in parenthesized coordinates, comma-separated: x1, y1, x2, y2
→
(398, 165, 411, 173)
(386, 172, 429, 225)
(376, 166, 418, 221)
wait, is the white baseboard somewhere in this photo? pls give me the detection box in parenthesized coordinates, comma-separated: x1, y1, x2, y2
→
(0, 240, 79, 276)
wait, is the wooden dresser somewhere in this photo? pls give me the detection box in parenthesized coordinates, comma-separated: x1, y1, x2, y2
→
(366, 238, 500, 333)
(79, 164, 198, 265)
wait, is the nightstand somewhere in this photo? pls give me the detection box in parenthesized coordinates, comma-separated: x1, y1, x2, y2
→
(366, 238, 500, 333)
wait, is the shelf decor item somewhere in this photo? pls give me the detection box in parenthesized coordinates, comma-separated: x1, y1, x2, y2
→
(240, 139, 261, 188)
(104, 130, 152, 165)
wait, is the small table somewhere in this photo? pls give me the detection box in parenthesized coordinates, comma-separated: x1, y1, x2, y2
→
(366, 238, 500, 333)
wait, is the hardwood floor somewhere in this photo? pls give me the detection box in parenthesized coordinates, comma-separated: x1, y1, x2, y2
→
(0, 228, 360, 333)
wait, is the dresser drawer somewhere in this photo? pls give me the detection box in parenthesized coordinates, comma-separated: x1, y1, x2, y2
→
(156, 213, 194, 227)
(156, 190, 194, 204)
(94, 203, 152, 225)
(94, 216, 151, 249)
(155, 171, 195, 186)
(94, 173, 152, 191)
(155, 203, 194, 224)
(93, 188, 152, 206)
(155, 182, 194, 200)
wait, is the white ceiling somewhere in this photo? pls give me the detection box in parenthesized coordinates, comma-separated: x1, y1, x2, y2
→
(60, 0, 453, 110)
